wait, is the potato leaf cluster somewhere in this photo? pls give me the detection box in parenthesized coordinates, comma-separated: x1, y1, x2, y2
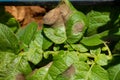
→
(0, 0, 120, 80)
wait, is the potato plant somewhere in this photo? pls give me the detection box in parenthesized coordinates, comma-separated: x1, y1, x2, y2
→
(0, 0, 120, 80)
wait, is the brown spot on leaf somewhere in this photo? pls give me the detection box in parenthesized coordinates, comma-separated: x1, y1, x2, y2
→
(16, 74, 25, 80)
(73, 22, 84, 34)
(62, 64, 75, 78)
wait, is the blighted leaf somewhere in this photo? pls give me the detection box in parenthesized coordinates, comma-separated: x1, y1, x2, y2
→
(24, 31, 43, 64)
(87, 10, 110, 36)
(26, 51, 79, 80)
(108, 64, 120, 80)
(43, 25, 67, 44)
(0, 23, 19, 53)
(0, 52, 32, 80)
(16, 22, 38, 46)
(43, 8, 60, 25)
(80, 34, 104, 46)
(66, 11, 87, 43)
(74, 63, 109, 80)
(26, 62, 53, 80)
(55, 65, 75, 80)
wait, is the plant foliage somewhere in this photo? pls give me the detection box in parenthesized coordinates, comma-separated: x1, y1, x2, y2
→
(0, 0, 120, 80)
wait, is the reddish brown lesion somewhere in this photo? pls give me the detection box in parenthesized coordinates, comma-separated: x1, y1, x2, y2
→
(43, 1, 72, 28)
(61, 64, 75, 78)
(16, 74, 25, 80)
(73, 22, 84, 34)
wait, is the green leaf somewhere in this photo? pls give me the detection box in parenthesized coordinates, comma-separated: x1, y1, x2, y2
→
(89, 64, 109, 80)
(66, 11, 87, 43)
(26, 62, 52, 80)
(0, 52, 32, 80)
(95, 54, 108, 66)
(43, 51, 58, 59)
(64, 44, 88, 52)
(26, 51, 79, 80)
(24, 31, 43, 65)
(0, 7, 19, 32)
(87, 10, 110, 36)
(6, 18, 20, 32)
(26, 50, 109, 80)
(80, 34, 104, 46)
(0, 23, 19, 53)
(113, 40, 120, 54)
(90, 48, 101, 55)
(74, 63, 109, 80)
(42, 36, 53, 50)
(56, 61, 109, 80)
(16, 22, 38, 46)
(108, 64, 120, 80)
(43, 25, 67, 44)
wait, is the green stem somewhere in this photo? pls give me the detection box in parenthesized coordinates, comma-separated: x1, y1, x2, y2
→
(103, 42, 112, 60)
(85, 62, 95, 80)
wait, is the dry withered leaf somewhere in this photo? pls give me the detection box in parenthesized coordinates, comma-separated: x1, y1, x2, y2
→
(58, 3, 71, 21)
(5, 6, 46, 28)
(5, 6, 25, 22)
(30, 6, 46, 14)
(43, 7, 60, 25)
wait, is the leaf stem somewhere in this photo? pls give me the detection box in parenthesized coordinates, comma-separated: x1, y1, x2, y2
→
(103, 42, 112, 60)
(85, 62, 95, 80)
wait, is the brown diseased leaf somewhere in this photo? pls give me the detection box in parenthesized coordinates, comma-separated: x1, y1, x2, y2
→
(5, 6, 46, 28)
(73, 22, 84, 34)
(16, 74, 25, 80)
(43, 8, 60, 25)
(62, 64, 75, 78)
(58, 3, 71, 21)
